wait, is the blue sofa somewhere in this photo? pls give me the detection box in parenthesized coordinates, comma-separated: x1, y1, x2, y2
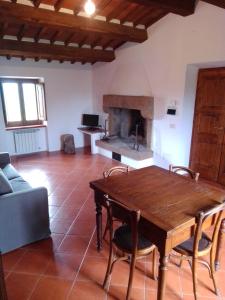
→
(0, 152, 51, 253)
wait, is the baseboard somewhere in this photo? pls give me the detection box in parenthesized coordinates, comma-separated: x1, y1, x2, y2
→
(11, 147, 92, 161)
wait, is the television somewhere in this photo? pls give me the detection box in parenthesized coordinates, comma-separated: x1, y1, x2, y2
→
(82, 114, 99, 128)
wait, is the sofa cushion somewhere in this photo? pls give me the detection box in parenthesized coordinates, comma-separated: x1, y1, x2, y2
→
(0, 169, 13, 195)
(10, 177, 31, 192)
(2, 164, 20, 180)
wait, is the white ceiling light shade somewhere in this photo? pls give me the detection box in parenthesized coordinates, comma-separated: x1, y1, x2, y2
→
(84, 0, 96, 16)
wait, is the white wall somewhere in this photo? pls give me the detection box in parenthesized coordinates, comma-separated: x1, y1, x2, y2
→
(92, 1, 225, 168)
(0, 59, 93, 154)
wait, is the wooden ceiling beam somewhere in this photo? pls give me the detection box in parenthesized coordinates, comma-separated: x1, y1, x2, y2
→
(0, 39, 115, 62)
(102, 39, 113, 50)
(33, 0, 42, 8)
(0, 2, 147, 43)
(0, 22, 8, 39)
(127, 0, 198, 16)
(17, 24, 28, 41)
(50, 30, 60, 44)
(79, 37, 88, 48)
(34, 26, 46, 42)
(91, 37, 102, 49)
(65, 32, 76, 46)
(54, 0, 65, 11)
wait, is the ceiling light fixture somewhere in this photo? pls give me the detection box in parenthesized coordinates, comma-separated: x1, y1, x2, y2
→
(84, 0, 96, 16)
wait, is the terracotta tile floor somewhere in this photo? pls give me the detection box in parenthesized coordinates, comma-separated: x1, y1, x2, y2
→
(2, 151, 225, 300)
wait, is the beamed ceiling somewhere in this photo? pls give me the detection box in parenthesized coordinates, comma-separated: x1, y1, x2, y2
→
(0, 0, 224, 64)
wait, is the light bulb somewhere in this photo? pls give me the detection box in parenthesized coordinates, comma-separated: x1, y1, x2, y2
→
(84, 0, 95, 16)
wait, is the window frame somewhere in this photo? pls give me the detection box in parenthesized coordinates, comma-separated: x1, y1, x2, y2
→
(0, 78, 47, 128)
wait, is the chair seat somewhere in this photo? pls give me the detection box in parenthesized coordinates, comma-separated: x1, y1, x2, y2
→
(174, 233, 211, 255)
(113, 225, 153, 252)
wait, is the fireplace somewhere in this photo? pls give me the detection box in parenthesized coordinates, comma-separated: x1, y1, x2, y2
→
(96, 95, 154, 162)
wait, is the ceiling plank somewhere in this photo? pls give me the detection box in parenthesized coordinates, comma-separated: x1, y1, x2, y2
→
(121, 5, 146, 24)
(17, 24, 28, 41)
(126, 0, 198, 16)
(0, 2, 147, 43)
(0, 39, 115, 62)
(203, 0, 225, 9)
(106, 2, 130, 22)
(132, 7, 154, 26)
(97, 0, 112, 11)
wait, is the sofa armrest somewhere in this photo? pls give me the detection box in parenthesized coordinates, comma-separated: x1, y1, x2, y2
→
(0, 186, 50, 253)
(0, 153, 10, 169)
(0, 186, 48, 203)
(0, 186, 50, 225)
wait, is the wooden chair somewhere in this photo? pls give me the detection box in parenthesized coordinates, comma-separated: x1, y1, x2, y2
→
(103, 195, 157, 300)
(103, 165, 129, 178)
(215, 218, 225, 270)
(173, 201, 225, 300)
(102, 166, 129, 240)
(169, 164, 200, 181)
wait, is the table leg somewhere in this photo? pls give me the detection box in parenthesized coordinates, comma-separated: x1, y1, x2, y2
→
(95, 196, 102, 251)
(157, 250, 169, 300)
(215, 218, 225, 271)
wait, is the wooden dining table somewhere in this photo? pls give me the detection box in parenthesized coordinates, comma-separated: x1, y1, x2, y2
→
(89, 165, 225, 300)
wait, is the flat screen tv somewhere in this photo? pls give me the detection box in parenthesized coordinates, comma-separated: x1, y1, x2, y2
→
(82, 114, 99, 128)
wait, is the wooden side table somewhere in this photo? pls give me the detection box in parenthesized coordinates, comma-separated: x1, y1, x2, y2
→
(78, 127, 104, 154)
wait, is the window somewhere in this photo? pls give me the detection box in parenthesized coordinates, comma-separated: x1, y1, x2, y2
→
(0, 78, 47, 128)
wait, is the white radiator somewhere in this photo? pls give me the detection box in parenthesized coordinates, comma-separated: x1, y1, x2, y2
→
(13, 129, 40, 154)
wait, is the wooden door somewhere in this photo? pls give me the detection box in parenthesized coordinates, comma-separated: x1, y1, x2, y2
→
(190, 68, 225, 183)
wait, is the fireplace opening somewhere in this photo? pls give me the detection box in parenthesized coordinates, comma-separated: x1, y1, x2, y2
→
(129, 110, 145, 139)
(108, 108, 146, 147)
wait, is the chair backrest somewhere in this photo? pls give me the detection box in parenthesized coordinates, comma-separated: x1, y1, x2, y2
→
(104, 195, 140, 255)
(169, 164, 200, 181)
(193, 201, 225, 258)
(103, 166, 129, 178)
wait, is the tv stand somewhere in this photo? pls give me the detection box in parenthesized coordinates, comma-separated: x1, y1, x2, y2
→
(78, 127, 104, 154)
